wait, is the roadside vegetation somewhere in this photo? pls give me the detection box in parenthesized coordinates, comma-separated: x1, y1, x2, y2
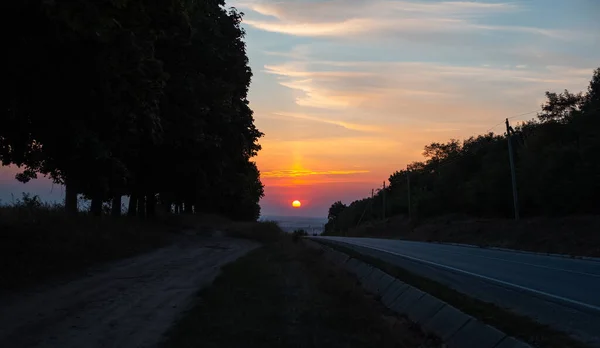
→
(319, 240, 586, 348)
(0, 193, 280, 290)
(0, 194, 171, 289)
(162, 234, 441, 348)
(330, 215, 600, 257)
(324, 69, 600, 256)
(1, 0, 263, 220)
(1, 1, 267, 289)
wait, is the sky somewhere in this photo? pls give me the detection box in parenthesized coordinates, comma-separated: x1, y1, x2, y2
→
(1, 0, 599, 217)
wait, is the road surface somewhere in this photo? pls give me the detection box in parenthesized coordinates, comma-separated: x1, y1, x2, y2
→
(0, 235, 258, 348)
(316, 236, 600, 346)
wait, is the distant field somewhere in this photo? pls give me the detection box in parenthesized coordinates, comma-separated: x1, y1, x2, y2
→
(260, 215, 327, 234)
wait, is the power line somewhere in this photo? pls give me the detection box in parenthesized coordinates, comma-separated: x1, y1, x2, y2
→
(508, 109, 540, 120)
(484, 109, 539, 134)
(409, 109, 541, 173)
(373, 109, 542, 207)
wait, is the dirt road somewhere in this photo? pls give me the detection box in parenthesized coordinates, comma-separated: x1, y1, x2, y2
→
(0, 235, 258, 348)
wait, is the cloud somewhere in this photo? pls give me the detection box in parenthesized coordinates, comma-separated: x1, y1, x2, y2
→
(262, 56, 595, 125)
(244, 18, 378, 37)
(254, 111, 378, 142)
(263, 60, 459, 112)
(238, 0, 518, 22)
(262, 169, 370, 178)
(236, 0, 576, 41)
(239, 1, 600, 216)
(270, 112, 386, 133)
(263, 62, 386, 109)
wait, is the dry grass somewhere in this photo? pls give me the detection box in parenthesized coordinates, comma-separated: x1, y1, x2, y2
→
(165, 212, 284, 243)
(319, 240, 587, 348)
(337, 214, 600, 257)
(0, 195, 287, 290)
(162, 237, 441, 348)
(223, 220, 283, 243)
(0, 197, 175, 290)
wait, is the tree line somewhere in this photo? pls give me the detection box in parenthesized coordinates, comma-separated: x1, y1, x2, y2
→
(1, 0, 264, 221)
(326, 68, 600, 234)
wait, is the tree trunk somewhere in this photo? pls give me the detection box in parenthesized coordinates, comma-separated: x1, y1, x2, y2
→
(128, 193, 138, 217)
(137, 195, 146, 219)
(112, 195, 122, 217)
(164, 201, 173, 214)
(64, 179, 78, 215)
(146, 194, 156, 218)
(184, 200, 193, 214)
(90, 194, 102, 216)
(175, 203, 181, 214)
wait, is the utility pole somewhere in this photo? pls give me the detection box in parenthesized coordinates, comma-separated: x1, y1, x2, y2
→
(382, 181, 386, 220)
(356, 189, 373, 227)
(407, 168, 411, 220)
(506, 118, 520, 221)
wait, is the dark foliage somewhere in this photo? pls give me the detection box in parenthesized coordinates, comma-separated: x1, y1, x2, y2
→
(1, 0, 263, 221)
(326, 68, 600, 234)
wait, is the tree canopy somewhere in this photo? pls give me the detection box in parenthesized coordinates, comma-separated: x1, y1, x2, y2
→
(325, 68, 600, 234)
(1, 0, 264, 220)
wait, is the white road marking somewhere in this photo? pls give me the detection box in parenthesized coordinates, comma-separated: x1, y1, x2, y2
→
(326, 238, 600, 314)
(340, 237, 600, 278)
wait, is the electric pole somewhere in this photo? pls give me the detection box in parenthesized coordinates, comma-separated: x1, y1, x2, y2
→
(407, 168, 411, 220)
(356, 189, 373, 227)
(382, 181, 386, 220)
(506, 118, 520, 220)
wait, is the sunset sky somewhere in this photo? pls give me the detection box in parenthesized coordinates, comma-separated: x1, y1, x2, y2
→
(1, 0, 599, 217)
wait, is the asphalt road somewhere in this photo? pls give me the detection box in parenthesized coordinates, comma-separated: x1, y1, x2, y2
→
(316, 236, 600, 346)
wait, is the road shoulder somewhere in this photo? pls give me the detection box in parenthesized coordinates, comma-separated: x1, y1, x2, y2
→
(0, 235, 257, 348)
(315, 238, 589, 348)
(162, 237, 441, 348)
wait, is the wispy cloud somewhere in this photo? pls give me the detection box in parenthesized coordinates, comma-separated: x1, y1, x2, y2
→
(262, 169, 370, 178)
(236, 0, 577, 41)
(262, 55, 595, 125)
(238, 0, 518, 22)
(270, 112, 386, 133)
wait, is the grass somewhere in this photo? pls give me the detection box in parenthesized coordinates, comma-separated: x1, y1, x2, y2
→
(317, 240, 587, 348)
(223, 220, 284, 243)
(0, 191, 288, 290)
(0, 195, 176, 290)
(161, 236, 442, 348)
(330, 214, 600, 258)
(168, 211, 285, 244)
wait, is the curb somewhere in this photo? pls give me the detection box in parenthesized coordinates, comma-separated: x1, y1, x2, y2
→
(312, 240, 533, 348)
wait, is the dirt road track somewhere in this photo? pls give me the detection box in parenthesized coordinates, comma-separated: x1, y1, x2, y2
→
(0, 235, 258, 348)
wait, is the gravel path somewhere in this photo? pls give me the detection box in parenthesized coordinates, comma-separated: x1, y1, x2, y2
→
(0, 235, 258, 348)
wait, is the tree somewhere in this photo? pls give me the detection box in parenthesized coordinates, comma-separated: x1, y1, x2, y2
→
(1, 0, 166, 215)
(538, 90, 584, 123)
(328, 201, 347, 222)
(323, 68, 600, 233)
(1, 0, 264, 221)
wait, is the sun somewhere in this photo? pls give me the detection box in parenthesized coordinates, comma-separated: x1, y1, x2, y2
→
(292, 200, 302, 208)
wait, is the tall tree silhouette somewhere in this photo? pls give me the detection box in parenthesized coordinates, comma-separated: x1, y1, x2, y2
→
(1, 0, 264, 221)
(325, 68, 600, 234)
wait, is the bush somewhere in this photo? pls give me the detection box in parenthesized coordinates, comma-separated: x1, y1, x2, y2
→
(0, 194, 172, 289)
(225, 221, 283, 243)
(292, 229, 308, 243)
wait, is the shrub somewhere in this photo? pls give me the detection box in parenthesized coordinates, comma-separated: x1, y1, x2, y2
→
(225, 220, 283, 243)
(292, 229, 308, 243)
